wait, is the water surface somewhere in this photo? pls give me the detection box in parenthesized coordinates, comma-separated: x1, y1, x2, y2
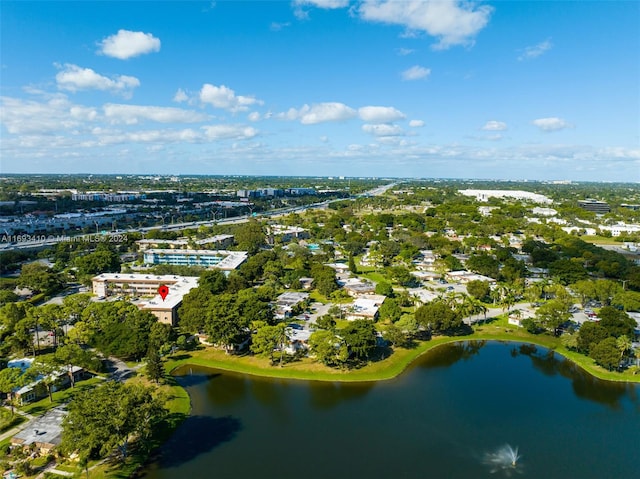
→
(144, 341, 639, 478)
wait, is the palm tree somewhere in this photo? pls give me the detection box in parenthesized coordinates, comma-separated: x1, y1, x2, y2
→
(472, 298, 488, 325)
(616, 335, 632, 363)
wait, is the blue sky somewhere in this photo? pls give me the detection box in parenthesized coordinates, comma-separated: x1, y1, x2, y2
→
(1, 1, 638, 181)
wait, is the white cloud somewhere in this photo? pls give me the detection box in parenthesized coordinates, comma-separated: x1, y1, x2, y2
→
(292, 0, 349, 19)
(599, 147, 640, 159)
(401, 65, 431, 81)
(199, 84, 262, 112)
(97, 128, 200, 145)
(362, 123, 404, 137)
(532, 117, 571, 132)
(518, 38, 553, 61)
(173, 88, 189, 103)
(293, 0, 349, 9)
(482, 120, 507, 131)
(103, 104, 209, 124)
(409, 119, 425, 127)
(0, 94, 98, 134)
(202, 124, 258, 140)
(99, 30, 161, 59)
(248, 112, 261, 122)
(396, 48, 415, 56)
(485, 134, 503, 141)
(55, 64, 139, 97)
(358, 0, 493, 50)
(281, 102, 357, 124)
(270, 22, 291, 31)
(358, 106, 406, 123)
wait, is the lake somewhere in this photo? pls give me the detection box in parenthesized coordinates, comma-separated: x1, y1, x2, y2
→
(143, 341, 639, 478)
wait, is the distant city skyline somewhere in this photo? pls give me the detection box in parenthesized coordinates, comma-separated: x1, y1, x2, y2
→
(1, 1, 638, 181)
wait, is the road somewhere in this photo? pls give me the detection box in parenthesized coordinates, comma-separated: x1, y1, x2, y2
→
(1, 182, 398, 252)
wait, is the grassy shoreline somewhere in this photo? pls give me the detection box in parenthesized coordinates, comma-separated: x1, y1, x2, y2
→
(165, 323, 640, 384)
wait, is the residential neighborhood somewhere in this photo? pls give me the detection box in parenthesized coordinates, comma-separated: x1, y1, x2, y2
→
(1, 176, 640, 477)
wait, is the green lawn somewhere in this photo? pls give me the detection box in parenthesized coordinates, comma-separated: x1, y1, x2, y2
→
(163, 323, 640, 384)
(359, 271, 389, 284)
(579, 235, 621, 245)
(0, 408, 26, 433)
(20, 377, 104, 416)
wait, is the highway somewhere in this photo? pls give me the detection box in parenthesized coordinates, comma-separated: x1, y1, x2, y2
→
(0, 182, 397, 252)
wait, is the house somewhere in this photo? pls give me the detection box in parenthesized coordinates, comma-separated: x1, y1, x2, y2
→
(13, 366, 89, 405)
(274, 292, 309, 319)
(508, 309, 535, 327)
(325, 262, 350, 274)
(445, 270, 496, 285)
(339, 278, 376, 297)
(411, 271, 441, 282)
(298, 277, 314, 290)
(345, 295, 386, 320)
(284, 328, 312, 354)
(11, 407, 66, 455)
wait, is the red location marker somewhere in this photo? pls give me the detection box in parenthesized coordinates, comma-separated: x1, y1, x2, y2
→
(158, 285, 169, 301)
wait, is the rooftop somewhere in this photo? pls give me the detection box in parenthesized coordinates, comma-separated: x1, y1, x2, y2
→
(140, 276, 199, 310)
(12, 407, 66, 448)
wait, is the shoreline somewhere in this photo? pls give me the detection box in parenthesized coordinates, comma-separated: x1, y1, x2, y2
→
(165, 328, 640, 385)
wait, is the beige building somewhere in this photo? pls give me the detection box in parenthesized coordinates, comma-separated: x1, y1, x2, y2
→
(91, 274, 199, 326)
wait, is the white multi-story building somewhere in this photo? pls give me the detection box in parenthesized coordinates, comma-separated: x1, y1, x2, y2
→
(459, 189, 552, 204)
(142, 249, 247, 272)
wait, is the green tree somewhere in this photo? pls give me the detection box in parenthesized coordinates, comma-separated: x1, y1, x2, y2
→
(74, 248, 120, 276)
(237, 288, 274, 325)
(384, 323, 409, 348)
(53, 343, 97, 388)
(561, 333, 578, 350)
(235, 219, 266, 254)
(145, 348, 164, 384)
(616, 335, 632, 362)
(570, 280, 596, 307)
(63, 293, 93, 324)
(415, 301, 462, 334)
(316, 314, 336, 330)
(0, 290, 19, 306)
(611, 290, 640, 312)
(62, 381, 167, 460)
(310, 263, 338, 297)
(308, 329, 347, 367)
(466, 253, 500, 278)
(148, 322, 173, 352)
(577, 322, 609, 354)
(589, 337, 620, 371)
(378, 298, 402, 323)
(348, 255, 357, 274)
(250, 323, 286, 365)
(178, 287, 213, 333)
(593, 279, 622, 306)
(341, 320, 377, 361)
(0, 367, 26, 415)
(548, 259, 589, 285)
(204, 294, 249, 350)
(598, 307, 636, 338)
(534, 299, 571, 336)
(198, 269, 228, 294)
(466, 280, 490, 300)
(396, 314, 419, 339)
(374, 281, 394, 297)
(18, 263, 62, 294)
(27, 359, 60, 402)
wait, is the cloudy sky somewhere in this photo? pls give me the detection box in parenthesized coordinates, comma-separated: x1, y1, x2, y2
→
(1, 1, 638, 181)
